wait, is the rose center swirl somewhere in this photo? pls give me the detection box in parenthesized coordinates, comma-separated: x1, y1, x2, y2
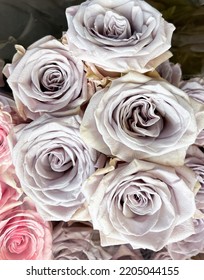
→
(118, 96, 163, 138)
(40, 65, 65, 93)
(91, 11, 132, 39)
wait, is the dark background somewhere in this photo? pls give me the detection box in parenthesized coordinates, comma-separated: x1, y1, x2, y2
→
(0, 0, 204, 78)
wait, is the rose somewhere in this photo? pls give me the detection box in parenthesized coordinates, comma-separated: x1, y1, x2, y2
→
(65, 0, 175, 73)
(81, 72, 203, 166)
(152, 248, 172, 260)
(0, 101, 13, 173)
(3, 35, 92, 120)
(180, 78, 204, 104)
(166, 218, 204, 260)
(12, 114, 105, 221)
(52, 221, 143, 260)
(185, 145, 204, 212)
(156, 60, 182, 87)
(0, 175, 22, 215)
(52, 221, 112, 260)
(82, 159, 196, 251)
(0, 197, 52, 260)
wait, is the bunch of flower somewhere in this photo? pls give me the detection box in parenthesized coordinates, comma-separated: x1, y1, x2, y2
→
(0, 0, 204, 260)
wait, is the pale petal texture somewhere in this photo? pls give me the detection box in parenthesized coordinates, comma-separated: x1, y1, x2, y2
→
(66, 0, 175, 73)
(156, 60, 182, 87)
(82, 159, 196, 251)
(0, 175, 22, 215)
(166, 218, 204, 260)
(180, 78, 204, 104)
(0, 197, 52, 260)
(52, 221, 143, 260)
(0, 100, 13, 173)
(185, 145, 204, 212)
(81, 72, 202, 166)
(3, 35, 92, 120)
(12, 114, 105, 221)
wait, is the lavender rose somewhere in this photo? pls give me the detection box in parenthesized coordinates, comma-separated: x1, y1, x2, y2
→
(12, 114, 105, 221)
(52, 221, 143, 260)
(166, 218, 204, 260)
(83, 159, 196, 251)
(65, 0, 175, 73)
(3, 35, 92, 120)
(180, 78, 204, 104)
(185, 145, 204, 212)
(81, 72, 203, 166)
(152, 248, 172, 260)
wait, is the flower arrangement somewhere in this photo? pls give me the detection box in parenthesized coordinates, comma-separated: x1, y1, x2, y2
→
(0, 0, 204, 260)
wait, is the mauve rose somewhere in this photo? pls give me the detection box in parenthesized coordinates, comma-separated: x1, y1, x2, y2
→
(166, 218, 204, 260)
(52, 221, 143, 260)
(81, 72, 204, 166)
(12, 114, 105, 221)
(52, 221, 111, 260)
(0, 197, 52, 260)
(156, 60, 182, 87)
(152, 248, 172, 260)
(180, 78, 204, 104)
(185, 145, 204, 212)
(82, 159, 196, 251)
(3, 35, 93, 120)
(0, 101, 13, 173)
(65, 0, 175, 73)
(0, 176, 22, 215)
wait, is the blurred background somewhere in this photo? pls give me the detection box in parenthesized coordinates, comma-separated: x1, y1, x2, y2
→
(0, 0, 204, 77)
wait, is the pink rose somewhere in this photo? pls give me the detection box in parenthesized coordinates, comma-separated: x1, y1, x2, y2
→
(0, 101, 13, 173)
(0, 197, 52, 260)
(66, 0, 175, 73)
(0, 175, 22, 215)
(3, 36, 93, 120)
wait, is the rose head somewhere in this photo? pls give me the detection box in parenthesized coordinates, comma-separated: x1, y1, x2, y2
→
(166, 218, 204, 260)
(0, 197, 52, 260)
(3, 36, 92, 120)
(12, 114, 105, 221)
(180, 78, 204, 104)
(81, 72, 201, 166)
(65, 0, 175, 73)
(52, 221, 143, 260)
(83, 159, 196, 251)
(185, 145, 204, 212)
(52, 221, 111, 260)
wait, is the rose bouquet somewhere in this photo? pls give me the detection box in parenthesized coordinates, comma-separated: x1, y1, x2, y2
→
(0, 0, 204, 260)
